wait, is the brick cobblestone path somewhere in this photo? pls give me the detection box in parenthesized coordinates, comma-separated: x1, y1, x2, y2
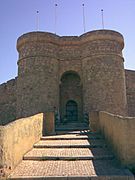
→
(8, 127, 134, 180)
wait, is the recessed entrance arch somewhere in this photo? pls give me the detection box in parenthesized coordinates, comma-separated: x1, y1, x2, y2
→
(60, 71, 83, 122)
(66, 100, 78, 122)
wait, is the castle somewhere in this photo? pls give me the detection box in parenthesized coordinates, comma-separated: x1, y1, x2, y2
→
(1, 30, 135, 179)
(0, 29, 135, 125)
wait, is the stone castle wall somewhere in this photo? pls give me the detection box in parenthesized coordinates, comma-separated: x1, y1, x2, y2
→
(16, 30, 127, 118)
(0, 79, 17, 125)
(125, 70, 135, 116)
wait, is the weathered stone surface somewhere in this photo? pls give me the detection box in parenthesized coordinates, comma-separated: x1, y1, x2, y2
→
(99, 111, 135, 168)
(0, 113, 43, 171)
(0, 79, 17, 125)
(43, 112, 55, 135)
(125, 69, 135, 116)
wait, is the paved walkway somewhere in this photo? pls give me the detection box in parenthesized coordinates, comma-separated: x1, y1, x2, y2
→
(8, 130, 134, 180)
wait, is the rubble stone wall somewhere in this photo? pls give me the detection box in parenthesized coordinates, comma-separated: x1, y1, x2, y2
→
(125, 69, 135, 116)
(0, 78, 17, 125)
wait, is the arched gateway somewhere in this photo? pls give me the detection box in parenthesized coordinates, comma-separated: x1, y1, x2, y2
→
(60, 71, 83, 123)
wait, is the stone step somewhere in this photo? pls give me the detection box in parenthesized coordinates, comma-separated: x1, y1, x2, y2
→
(41, 137, 102, 140)
(55, 127, 89, 131)
(8, 131, 134, 179)
(34, 139, 107, 149)
(24, 147, 114, 161)
(55, 123, 89, 131)
(34, 144, 107, 148)
(56, 122, 89, 128)
(23, 155, 114, 161)
(55, 130, 98, 135)
(8, 160, 134, 179)
(41, 134, 103, 140)
(8, 175, 135, 180)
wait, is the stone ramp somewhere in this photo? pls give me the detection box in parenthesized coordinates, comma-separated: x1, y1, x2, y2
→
(8, 131, 134, 180)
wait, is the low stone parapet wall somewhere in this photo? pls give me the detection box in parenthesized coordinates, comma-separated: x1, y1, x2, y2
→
(89, 111, 100, 132)
(0, 113, 44, 174)
(43, 112, 55, 135)
(90, 111, 135, 169)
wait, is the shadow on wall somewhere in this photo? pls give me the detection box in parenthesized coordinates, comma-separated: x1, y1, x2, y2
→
(0, 106, 16, 125)
(90, 111, 135, 171)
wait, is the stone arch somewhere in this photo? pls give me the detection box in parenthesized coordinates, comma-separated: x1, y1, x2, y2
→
(59, 71, 83, 122)
(60, 70, 81, 81)
(59, 70, 82, 84)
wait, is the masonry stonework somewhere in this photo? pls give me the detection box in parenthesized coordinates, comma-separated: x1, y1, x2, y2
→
(81, 31, 127, 115)
(0, 29, 135, 124)
(125, 70, 135, 116)
(0, 79, 17, 125)
(16, 33, 59, 118)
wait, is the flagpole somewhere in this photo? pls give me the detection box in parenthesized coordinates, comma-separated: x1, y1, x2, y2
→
(82, 4, 86, 33)
(55, 4, 58, 34)
(101, 9, 104, 29)
(36, 10, 39, 31)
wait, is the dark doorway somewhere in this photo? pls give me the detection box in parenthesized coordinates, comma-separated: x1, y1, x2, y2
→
(66, 100, 78, 122)
(60, 71, 83, 122)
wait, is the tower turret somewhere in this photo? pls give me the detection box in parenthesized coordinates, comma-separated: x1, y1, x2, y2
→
(81, 30, 127, 115)
(16, 32, 59, 117)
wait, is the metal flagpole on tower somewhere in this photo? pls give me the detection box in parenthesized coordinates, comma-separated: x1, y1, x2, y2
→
(36, 10, 39, 31)
(101, 9, 104, 29)
(55, 4, 58, 34)
(82, 4, 86, 33)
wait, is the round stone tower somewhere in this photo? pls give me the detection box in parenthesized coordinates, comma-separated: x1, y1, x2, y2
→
(81, 30, 127, 115)
(16, 32, 59, 118)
